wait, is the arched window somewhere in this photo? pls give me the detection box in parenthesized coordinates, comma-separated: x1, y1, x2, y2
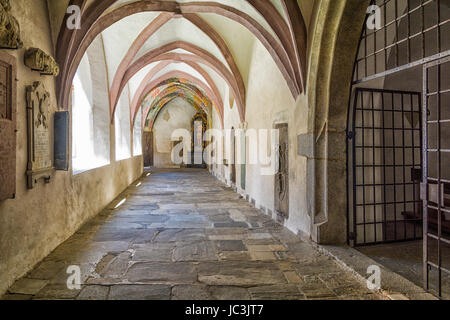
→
(72, 50, 110, 173)
(133, 107, 143, 156)
(115, 88, 132, 161)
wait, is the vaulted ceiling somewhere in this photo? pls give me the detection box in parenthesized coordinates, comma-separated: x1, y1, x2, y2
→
(48, 0, 308, 129)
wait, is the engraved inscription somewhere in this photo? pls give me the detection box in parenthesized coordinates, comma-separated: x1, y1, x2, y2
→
(34, 124, 51, 169)
(26, 81, 53, 188)
(30, 84, 51, 170)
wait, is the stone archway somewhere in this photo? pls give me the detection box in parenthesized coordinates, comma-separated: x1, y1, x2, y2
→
(56, 0, 308, 114)
(306, 0, 371, 244)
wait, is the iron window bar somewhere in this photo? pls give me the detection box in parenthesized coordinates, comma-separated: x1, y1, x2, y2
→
(356, 201, 422, 206)
(423, 54, 449, 299)
(347, 0, 449, 298)
(354, 0, 449, 85)
(428, 233, 450, 246)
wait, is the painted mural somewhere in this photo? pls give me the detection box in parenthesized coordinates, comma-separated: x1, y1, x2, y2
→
(141, 77, 213, 131)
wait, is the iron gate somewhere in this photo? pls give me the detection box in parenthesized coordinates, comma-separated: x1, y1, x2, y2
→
(347, 0, 450, 298)
(348, 88, 423, 246)
(423, 55, 450, 299)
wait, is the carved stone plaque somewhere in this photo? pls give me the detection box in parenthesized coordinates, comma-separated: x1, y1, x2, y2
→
(0, 0, 23, 49)
(274, 123, 289, 223)
(0, 51, 16, 201)
(26, 81, 53, 189)
(24, 48, 60, 76)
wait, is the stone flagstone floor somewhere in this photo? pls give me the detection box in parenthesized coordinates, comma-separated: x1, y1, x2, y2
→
(2, 169, 385, 300)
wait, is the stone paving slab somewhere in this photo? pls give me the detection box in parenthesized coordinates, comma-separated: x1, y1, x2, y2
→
(77, 285, 110, 300)
(109, 285, 171, 300)
(1, 169, 383, 300)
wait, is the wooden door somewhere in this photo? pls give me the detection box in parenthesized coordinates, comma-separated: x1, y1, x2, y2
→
(143, 131, 153, 167)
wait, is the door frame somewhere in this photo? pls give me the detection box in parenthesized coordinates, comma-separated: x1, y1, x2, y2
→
(347, 87, 423, 246)
(422, 54, 450, 298)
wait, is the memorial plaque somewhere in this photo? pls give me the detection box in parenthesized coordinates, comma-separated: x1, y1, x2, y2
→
(0, 52, 16, 201)
(274, 123, 289, 222)
(26, 81, 54, 189)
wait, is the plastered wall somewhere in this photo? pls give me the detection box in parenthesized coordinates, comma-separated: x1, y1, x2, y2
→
(0, 0, 143, 295)
(208, 0, 319, 240)
(210, 36, 311, 239)
(152, 98, 197, 168)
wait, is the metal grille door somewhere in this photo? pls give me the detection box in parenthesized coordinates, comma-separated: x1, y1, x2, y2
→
(354, 0, 450, 85)
(349, 88, 423, 246)
(423, 55, 450, 299)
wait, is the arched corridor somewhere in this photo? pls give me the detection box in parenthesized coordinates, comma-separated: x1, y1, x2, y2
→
(0, 0, 448, 301)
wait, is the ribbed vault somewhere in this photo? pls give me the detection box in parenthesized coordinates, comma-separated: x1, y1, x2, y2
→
(143, 86, 209, 131)
(53, 0, 308, 129)
(132, 71, 223, 127)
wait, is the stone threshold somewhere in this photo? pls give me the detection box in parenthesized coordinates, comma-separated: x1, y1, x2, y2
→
(310, 243, 438, 300)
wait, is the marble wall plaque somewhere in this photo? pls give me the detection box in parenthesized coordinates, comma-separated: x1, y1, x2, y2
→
(26, 81, 53, 189)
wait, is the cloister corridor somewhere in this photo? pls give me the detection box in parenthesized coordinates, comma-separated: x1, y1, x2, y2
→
(1, 0, 448, 304)
(2, 169, 383, 300)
